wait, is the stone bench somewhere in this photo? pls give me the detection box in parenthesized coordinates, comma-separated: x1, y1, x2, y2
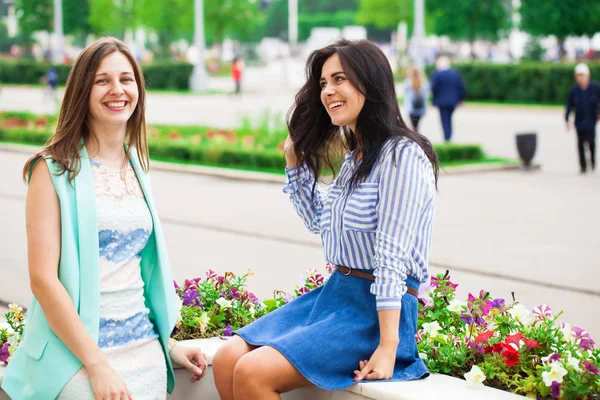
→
(1, 337, 524, 399)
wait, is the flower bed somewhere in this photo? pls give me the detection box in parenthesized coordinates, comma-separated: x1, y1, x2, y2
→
(4, 268, 595, 399)
(0, 111, 491, 174)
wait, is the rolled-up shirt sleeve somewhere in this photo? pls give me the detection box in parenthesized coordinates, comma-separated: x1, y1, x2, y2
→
(372, 143, 434, 311)
(283, 164, 324, 234)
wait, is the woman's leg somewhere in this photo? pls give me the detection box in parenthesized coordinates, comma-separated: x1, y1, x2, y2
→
(233, 346, 313, 400)
(213, 336, 257, 400)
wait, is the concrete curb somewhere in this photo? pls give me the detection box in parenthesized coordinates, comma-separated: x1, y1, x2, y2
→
(0, 142, 536, 184)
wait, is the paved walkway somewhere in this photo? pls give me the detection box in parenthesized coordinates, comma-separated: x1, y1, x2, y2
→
(0, 81, 598, 339)
(1, 148, 598, 339)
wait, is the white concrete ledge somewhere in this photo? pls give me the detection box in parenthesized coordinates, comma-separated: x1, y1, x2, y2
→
(1, 337, 524, 399)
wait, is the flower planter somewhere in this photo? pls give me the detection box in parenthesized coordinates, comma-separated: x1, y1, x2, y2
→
(1, 337, 524, 400)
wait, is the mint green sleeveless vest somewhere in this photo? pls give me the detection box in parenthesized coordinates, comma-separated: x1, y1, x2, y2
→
(1, 146, 181, 399)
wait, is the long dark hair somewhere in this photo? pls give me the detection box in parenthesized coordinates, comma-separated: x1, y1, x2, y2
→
(23, 37, 149, 183)
(287, 39, 438, 189)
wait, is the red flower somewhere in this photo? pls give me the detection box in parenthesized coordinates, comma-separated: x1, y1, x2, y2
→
(475, 330, 495, 344)
(484, 346, 494, 354)
(505, 333, 524, 347)
(524, 338, 541, 352)
(501, 347, 520, 367)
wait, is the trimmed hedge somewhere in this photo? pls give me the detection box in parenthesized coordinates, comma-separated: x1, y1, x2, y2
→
(0, 126, 486, 171)
(0, 60, 194, 90)
(425, 62, 600, 104)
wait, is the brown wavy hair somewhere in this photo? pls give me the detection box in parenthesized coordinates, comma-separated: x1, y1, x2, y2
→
(22, 37, 148, 183)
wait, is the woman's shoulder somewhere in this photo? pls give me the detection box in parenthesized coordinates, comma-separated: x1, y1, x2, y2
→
(383, 137, 427, 159)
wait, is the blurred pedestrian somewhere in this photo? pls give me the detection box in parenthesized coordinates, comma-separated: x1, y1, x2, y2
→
(231, 56, 244, 95)
(42, 67, 59, 105)
(403, 66, 427, 132)
(430, 56, 466, 142)
(565, 63, 600, 173)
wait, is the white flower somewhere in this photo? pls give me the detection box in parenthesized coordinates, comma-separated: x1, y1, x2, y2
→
(216, 298, 233, 309)
(419, 352, 428, 361)
(464, 365, 486, 388)
(508, 304, 534, 325)
(8, 304, 22, 314)
(567, 355, 582, 372)
(422, 321, 442, 338)
(447, 299, 467, 313)
(558, 323, 576, 343)
(542, 363, 568, 386)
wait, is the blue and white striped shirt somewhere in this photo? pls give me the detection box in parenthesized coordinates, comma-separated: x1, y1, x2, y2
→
(284, 138, 436, 311)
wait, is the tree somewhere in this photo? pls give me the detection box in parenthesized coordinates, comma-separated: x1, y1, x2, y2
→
(64, 0, 91, 41)
(427, 0, 510, 56)
(15, 0, 52, 34)
(520, 0, 600, 59)
(356, 0, 414, 31)
(88, 0, 137, 39)
(204, 0, 262, 44)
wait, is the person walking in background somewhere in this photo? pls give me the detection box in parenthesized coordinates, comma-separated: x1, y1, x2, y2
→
(430, 56, 466, 142)
(231, 56, 244, 95)
(565, 63, 600, 173)
(42, 67, 59, 105)
(403, 66, 427, 132)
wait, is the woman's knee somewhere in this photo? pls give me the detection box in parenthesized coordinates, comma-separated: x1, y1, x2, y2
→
(213, 336, 253, 373)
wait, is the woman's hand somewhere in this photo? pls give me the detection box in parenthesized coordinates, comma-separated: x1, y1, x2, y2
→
(353, 343, 397, 382)
(284, 135, 298, 168)
(169, 342, 209, 383)
(87, 362, 133, 400)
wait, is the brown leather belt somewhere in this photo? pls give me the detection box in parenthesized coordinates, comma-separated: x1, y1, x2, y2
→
(335, 265, 419, 298)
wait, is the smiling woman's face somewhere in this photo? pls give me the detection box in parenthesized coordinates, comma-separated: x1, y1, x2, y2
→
(319, 53, 365, 132)
(88, 51, 138, 130)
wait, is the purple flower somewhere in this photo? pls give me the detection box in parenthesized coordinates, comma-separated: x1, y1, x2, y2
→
(548, 353, 561, 363)
(230, 288, 241, 299)
(282, 295, 293, 304)
(308, 274, 324, 287)
(173, 280, 180, 290)
(206, 269, 218, 280)
(491, 298, 505, 309)
(223, 324, 233, 337)
(0, 343, 10, 365)
(184, 279, 197, 290)
(298, 287, 310, 296)
(460, 311, 474, 325)
(468, 341, 485, 354)
(550, 381, 562, 399)
(182, 289, 202, 307)
(579, 337, 596, 351)
(583, 361, 599, 375)
(216, 276, 225, 287)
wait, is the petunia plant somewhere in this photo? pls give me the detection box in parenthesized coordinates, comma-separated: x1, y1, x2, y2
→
(418, 271, 600, 399)
(0, 304, 26, 365)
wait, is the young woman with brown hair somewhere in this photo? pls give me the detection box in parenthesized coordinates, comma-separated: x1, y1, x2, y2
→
(1, 37, 207, 400)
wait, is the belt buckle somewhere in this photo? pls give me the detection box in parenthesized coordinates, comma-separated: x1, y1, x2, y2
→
(338, 265, 351, 276)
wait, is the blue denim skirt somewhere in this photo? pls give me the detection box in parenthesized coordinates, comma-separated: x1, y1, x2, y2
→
(234, 269, 429, 390)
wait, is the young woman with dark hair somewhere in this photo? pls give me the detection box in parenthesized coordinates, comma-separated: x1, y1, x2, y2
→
(213, 39, 439, 400)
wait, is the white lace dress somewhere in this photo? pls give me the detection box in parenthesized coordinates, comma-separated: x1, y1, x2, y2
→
(58, 159, 166, 399)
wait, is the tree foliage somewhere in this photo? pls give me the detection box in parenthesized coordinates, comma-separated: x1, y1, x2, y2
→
(519, 0, 600, 41)
(426, 0, 510, 43)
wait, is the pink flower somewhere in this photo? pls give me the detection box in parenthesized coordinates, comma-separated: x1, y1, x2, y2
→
(475, 330, 494, 344)
(583, 361, 599, 375)
(532, 304, 552, 320)
(0, 343, 10, 365)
